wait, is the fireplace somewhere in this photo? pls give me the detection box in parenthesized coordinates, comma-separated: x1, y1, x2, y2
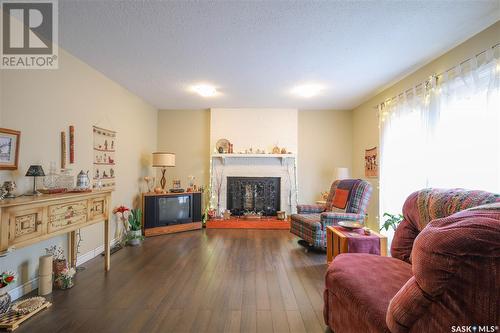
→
(227, 177, 281, 216)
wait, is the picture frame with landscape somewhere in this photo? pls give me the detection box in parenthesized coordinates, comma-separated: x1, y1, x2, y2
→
(0, 128, 21, 170)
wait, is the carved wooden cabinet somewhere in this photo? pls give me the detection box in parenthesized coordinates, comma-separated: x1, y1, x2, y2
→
(0, 190, 112, 271)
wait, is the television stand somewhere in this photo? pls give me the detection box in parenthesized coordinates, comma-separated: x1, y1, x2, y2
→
(141, 192, 202, 237)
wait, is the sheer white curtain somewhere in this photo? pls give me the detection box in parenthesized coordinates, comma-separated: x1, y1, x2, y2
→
(380, 45, 500, 218)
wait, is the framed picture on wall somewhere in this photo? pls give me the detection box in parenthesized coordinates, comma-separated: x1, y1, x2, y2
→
(365, 146, 378, 178)
(0, 128, 21, 170)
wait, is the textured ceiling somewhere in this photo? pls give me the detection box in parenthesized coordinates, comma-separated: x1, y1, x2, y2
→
(58, 1, 499, 110)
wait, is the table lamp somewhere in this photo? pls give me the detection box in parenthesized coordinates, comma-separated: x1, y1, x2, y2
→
(335, 167, 350, 181)
(152, 152, 175, 190)
(26, 165, 45, 195)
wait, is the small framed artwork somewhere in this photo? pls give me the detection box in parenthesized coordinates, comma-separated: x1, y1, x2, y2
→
(0, 128, 21, 170)
(365, 146, 378, 178)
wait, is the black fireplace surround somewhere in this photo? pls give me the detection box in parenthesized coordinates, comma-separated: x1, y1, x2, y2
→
(227, 177, 280, 216)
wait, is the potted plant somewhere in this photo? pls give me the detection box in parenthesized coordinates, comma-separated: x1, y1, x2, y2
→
(380, 213, 404, 232)
(0, 271, 16, 315)
(127, 209, 144, 246)
(55, 267, 76, 290)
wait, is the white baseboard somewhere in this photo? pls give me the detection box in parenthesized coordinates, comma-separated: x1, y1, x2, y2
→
(8, 238, 118, 300)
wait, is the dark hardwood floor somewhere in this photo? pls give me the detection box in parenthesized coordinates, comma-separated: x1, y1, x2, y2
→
(16, 229, 329, 333)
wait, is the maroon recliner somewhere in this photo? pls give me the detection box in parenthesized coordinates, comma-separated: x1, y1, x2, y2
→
(323, 188, 500, 333)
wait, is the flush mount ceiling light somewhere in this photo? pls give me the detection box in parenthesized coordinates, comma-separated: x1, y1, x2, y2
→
(190, 84, 218, 97)
(291, 83, 325, 98)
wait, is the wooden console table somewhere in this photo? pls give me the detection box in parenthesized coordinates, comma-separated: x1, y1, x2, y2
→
(0, 190, 112, 271)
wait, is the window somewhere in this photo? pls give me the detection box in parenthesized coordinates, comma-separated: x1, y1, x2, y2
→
(380, 46, 500, 217)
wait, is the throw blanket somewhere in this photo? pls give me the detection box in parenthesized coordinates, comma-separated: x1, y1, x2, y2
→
(416, 188, 500, 231)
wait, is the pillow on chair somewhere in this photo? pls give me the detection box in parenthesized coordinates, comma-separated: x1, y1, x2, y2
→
(331, 189, 349, 212)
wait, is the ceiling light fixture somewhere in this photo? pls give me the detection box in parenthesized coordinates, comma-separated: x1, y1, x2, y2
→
(190, 84, 218, 97)
(291, 83, 325, 98)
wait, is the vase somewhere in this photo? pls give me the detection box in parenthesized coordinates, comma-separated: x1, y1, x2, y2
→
(53, 259, 67, 289)
(127, 230, 143, 246)
(0, 289, 11, 315)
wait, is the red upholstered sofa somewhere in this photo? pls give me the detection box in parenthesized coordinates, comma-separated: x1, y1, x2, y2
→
(324, 188, 500, 333)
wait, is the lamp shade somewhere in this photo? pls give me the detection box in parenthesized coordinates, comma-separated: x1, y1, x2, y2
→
(152, 152, 175, 167)
(26, 165, 45, 177)
(335, 167, 350, 181)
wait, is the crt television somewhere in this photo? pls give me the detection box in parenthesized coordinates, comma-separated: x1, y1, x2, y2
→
(144, 192, 202, 228)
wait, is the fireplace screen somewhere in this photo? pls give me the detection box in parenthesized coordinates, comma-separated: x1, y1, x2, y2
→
(227, 177, 281, 216)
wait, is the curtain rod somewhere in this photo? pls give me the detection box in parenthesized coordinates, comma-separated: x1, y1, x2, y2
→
(374, 42, 500, 110)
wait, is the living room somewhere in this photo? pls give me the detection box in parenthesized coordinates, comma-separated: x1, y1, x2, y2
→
(0, 1, 499, 332)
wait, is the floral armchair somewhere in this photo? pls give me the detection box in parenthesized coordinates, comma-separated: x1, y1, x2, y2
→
(290, 179, 372, 248)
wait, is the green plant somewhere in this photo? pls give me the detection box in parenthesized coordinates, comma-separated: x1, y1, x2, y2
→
(128, 209, 142, 231)
(380, 212, 403, 232)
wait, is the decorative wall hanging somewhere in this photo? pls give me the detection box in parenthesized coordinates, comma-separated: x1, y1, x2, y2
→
(69, 125, 75, 164)
(0, 128, 20, 170)
(60, 131, 67, 169)
(93, 126, 116, 189)
(365, 147, 378, 178)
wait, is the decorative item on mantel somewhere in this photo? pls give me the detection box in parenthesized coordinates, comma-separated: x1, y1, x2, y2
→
(25, 165, 45, 196)
(215, 138, 230, 154)
(0, 271, 16, 315)
(152, 152, 175, 191)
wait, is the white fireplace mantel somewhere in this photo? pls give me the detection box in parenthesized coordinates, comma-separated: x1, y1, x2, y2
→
(209, 154, 298, 215)
(211, 153, 295, 166)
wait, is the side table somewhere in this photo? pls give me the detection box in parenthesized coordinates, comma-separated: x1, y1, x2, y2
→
(326, 225, 387, 264)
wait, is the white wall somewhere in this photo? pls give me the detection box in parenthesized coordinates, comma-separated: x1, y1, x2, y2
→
(157, 109, 210, 191)
(298, 109, 352, 203)
(210, 108, 298, 154)
(0, 48, 158, 298)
